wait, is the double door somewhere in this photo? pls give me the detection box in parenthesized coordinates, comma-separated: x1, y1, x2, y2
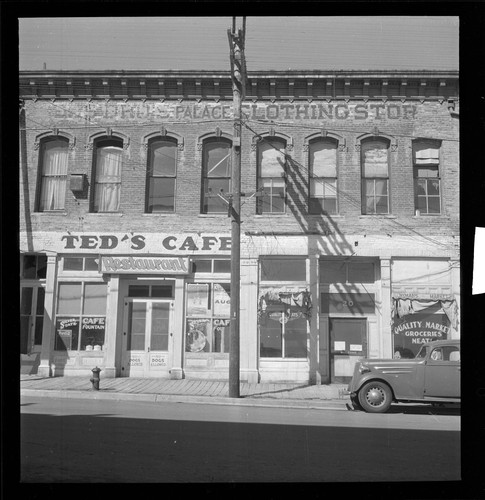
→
(122, 299, 173, 377)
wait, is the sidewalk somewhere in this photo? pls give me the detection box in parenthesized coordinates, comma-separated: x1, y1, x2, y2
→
(20, 374, 351, 410)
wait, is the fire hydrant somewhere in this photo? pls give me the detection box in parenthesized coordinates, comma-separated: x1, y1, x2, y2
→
(90, 366, 101, 390)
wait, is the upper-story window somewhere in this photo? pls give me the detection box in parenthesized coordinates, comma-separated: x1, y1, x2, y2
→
(257, 138, 287, 214)
(413, 139, 441, 215)
(308, 138, 338, 215)
(146, 138, 177, 213)
(361, 138, 390, 214)
(92, 138, 123, 213)
(37, 137, 69, 211)
(201, 138, 232, 214)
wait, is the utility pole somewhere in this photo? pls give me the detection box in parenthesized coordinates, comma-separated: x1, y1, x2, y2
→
(227, 17, 246, 398)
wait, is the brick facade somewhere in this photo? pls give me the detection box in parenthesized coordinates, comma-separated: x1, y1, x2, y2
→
(19, 70, 460, 383)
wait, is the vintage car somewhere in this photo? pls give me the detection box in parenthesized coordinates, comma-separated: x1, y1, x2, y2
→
(347, 339, 460, 413)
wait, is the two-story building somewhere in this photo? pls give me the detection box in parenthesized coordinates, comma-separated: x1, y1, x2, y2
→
(19, 69, 460, 384)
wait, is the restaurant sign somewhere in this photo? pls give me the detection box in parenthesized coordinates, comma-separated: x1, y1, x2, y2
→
(100, 255, 189, 274)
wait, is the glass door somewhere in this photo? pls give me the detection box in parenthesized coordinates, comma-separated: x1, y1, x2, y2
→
(20, 285, 45, 354)
(329, 318, 367, 383)
(122, 299, 173, 377)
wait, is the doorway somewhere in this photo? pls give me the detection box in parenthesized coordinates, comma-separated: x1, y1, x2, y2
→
(329, 318, 367, 383)
(122, 298, 173, 377)
(20, 285, 45, 355)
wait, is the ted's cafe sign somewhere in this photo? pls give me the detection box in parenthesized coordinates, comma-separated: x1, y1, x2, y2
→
(59, 233, 231, 253)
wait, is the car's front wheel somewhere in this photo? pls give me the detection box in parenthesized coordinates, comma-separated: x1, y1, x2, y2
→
(350, 394, 363, 411)
(357, 381, 393, 413)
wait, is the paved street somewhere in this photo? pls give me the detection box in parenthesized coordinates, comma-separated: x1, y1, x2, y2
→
(21, 395, 460, 483)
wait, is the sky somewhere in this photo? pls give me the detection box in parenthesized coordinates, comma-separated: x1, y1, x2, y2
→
(18, 16, 459, 72)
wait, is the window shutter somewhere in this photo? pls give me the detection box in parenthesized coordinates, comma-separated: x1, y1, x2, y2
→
(311, 141, 337, 177)
(414, 142, 439, 165)
(259, 141, 286, 177)
(362, 140, 389, 177)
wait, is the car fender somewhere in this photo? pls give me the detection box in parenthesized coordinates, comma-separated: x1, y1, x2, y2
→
(351, 375, 396, 400)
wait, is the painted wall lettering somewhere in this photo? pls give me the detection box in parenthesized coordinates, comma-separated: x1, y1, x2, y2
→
(60, 233, 231, 253)
(54, 101, 419, 122)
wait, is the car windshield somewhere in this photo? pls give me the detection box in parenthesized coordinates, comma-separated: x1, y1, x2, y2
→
(415, 345, 428, 359)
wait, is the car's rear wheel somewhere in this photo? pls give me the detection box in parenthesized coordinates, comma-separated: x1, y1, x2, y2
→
(357, 381, 393, 413)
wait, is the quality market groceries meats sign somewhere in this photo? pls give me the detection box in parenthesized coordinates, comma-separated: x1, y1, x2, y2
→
(392, 316, 451, 345)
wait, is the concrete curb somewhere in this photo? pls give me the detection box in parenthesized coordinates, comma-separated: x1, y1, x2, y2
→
(20, 388, 350, 410)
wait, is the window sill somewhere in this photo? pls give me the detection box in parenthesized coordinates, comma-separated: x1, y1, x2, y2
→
(254, 213, 290, 218)
(34, 210, 68, 216)
(198, 213, 230, 218)
(142, 212, 179, 216)
(359, 215, 396, 219)
(88, 212, 124, 216)
(412, 214, 448, 218)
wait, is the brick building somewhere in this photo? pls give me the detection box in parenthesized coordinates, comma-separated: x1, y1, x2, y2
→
(19, 69, 460, 384)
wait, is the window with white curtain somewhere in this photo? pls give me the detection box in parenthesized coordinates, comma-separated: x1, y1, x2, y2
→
(257, 138, 287, 214)
(37, 138, 69, 211)
(361, 138, 390, 214)
(92, 139, 123, 213)
(309, 138, 338, 214)
(413, 139, 441, 215)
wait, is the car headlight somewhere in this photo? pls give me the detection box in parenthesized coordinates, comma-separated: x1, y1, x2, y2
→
(359, 364, 371, 374)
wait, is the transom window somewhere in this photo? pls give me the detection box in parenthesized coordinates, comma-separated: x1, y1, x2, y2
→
(21, 254, 47, 279)
(257, 138, 287, 214)
(201, 139, 232, 213)
(37, 137, 69, 211)
(128, 283, 174, 298)
(320, 260, 375, 284)
(191, 259, 231, 274)
(92, 139, 123, 213)
(413, 139, 441, 215)
(62, 256, 99, 272)
(146, 138, 177, 213)
(361, 138, 390, 214)
(308, 138, 338, 215)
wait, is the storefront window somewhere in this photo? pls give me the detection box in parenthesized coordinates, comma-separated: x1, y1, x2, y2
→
(185, 282, 230, 353)
(258, 287, 311, 359)
(392, 299, 454, 358)
(55, 282, 107, 351)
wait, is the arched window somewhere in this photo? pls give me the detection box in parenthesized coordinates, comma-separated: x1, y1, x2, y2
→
(361, 138, 390, 214)
(91, 138, 123, 213)
(413, 139, 441, 215)
(201, 138, 232, 214)
(146, 138, 177, 213)
(37, 137, 69, 211)
(308, 138, 338, 214)
(257, 137, 287, 214)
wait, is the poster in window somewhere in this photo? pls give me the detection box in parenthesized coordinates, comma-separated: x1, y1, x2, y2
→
(81, 317, 106, 350)
(213, 318, 230, 353)
(213, 283, 230, 316)
(55, 318, 79, 350)
(187, 284, 209, 316)
(186, 318, 210, 352)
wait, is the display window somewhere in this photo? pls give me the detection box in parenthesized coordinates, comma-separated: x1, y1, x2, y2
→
(54, 282, 108, 351)
(185, 282, 231, 353)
